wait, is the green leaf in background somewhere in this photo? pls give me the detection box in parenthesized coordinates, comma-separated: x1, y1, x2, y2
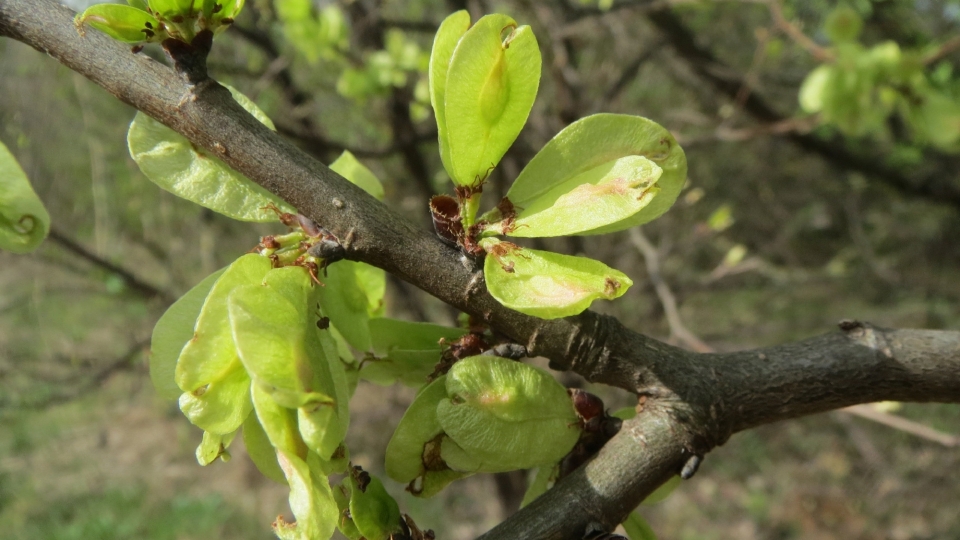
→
(520, 464, 557, 508)
(329, 150, 385, 200)
(315, 261, 374, 352)
(429, 10, 472, 182)
(360, 318, 466, 386)
(480, 238, 632, 319)
(824, 4, 863, 44)
(242, 412, 288, 484)
(487, 155, 662, 238)
(74, 4, 163, 43)
(436, 356, 580, 472)
(504, 114, 686, 234)
(128, 85, 295, 222)
(146, 0, 194, 19)
(443, 14, 541, 186)
(0, 141, 49, 254)
(150, 268, 225, 400)
(196, 429, 237, 466)
(641, 475, 681, 505)
(622, 511, 658, 540)
(798, 65, 832, 113)
(348, 473, 401, 540)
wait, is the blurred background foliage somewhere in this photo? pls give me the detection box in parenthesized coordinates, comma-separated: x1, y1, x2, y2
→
(1, 0, 959, 538)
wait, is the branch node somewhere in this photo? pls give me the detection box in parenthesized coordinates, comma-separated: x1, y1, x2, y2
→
(161, 29, 213, 87)
(680, 454, 702, 479)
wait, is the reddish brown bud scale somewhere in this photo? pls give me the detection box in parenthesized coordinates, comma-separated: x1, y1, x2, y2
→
(568, 389, 604, 423)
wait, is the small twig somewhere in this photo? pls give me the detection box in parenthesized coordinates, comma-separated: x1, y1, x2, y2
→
(842, 404, 960, 447)
(767, 0, 834, 62)
(47, 227, 174, 303)
(923, 34, 960, 65)
(629, 228, 713, 353)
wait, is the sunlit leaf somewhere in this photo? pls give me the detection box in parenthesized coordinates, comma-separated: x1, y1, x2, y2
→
(488, 156, 662, 238)
(330, 150, 384, 200)
(444, 14, 541, 186)
(480, 238, 632, 319)
(128, 85, 295, 222)
(799, 65, 831, 113)
(0, 141, 49, 254)
(504, 114, 686, 234)
(251, 382, 308, 460)
(437, 356, 579, 472)
(520, 464, 558, 508)
(150, 268, 225, 400)
(74, 4, 161, 43)
(148, 0, 194, 18)
(242, 412, 287, 484)
(429, 10, 472, 181)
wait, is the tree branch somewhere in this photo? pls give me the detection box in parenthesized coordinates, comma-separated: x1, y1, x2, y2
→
(3, 2, 959, 539)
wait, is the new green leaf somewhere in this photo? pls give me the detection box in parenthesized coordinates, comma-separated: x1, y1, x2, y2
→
(361, 318, 466, 386)
(242, 412, 287, 484)
(128, 85, 295, 222)
(504, 114, 686, 234)
(348, 474, 401, 540)
(330, 150, 384, 200)
(443, 14, 541, 185)
(429, 10, 471, 181)
(0, 141, 49, 254)
(480, 238, 632, 319)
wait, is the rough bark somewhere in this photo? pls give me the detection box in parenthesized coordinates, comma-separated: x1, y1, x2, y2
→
(2, 1, 959, 539)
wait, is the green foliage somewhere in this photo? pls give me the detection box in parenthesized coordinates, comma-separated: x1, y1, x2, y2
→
(622, 512, 658, 540)
(75, 0, 242, 44)
(797, 6, 960, 150)
(0, 140, 49, 254)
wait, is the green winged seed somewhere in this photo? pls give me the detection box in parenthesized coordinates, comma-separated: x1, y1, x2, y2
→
(504, 114, 686, 235)
(196, 429, 237, 466)
(0, 141, 50, 254)
(75, 4, 163, 43)
(251, 383, 309, 460)
(385, 376, 449, 484)
(361, 318, 466, 386)
(480, 238, 632, 319)
(178, 359, 253, 434)
(229, 281, 334, 409)
(520, 464, 558, 508)
(242, 412, 288, 484)
(128, 85, 295, 222)
(230, 266, 350, 458)
(176, 254, 271, 392)
(429, 10, 472, 181)
(444, 14, 541, 186)
(436, 356, 579, 472)
(150, 268, 225, 400)
(490, 155, 662, 238)
(348, 474, 401, 540)
(330, 150, 385, 200)
(273, 451, 339, 540)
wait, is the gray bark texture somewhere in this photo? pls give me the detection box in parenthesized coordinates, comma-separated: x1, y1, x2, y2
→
(2, 1, 958, 538)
